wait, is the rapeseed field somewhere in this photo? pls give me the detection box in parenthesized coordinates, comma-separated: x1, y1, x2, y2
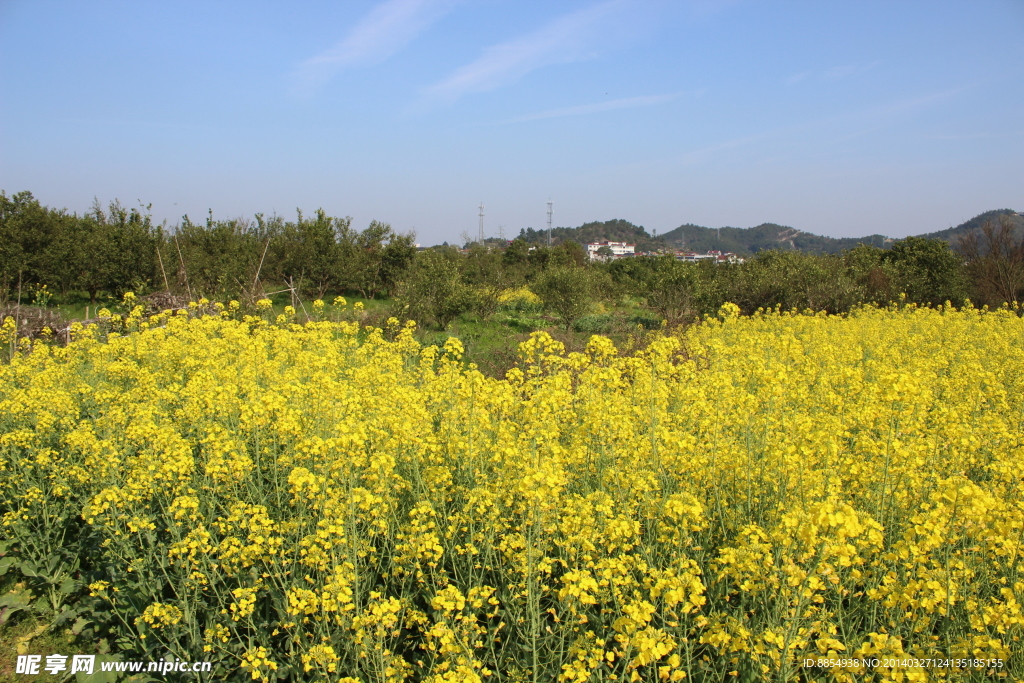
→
(1, 299, 1022, 682)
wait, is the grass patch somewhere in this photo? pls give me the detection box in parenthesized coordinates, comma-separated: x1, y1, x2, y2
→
(0, 576, 81, 683)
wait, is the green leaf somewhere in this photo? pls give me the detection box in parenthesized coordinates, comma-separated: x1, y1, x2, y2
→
(125, 675, 159, 683)
(44, 553, 63, 577)
(0, 588, 33, 624)
(79, 656, 123, 683)
(30, 595, 51, 615)
(52, 604, 86, 628)
(72, 616, 92, 634)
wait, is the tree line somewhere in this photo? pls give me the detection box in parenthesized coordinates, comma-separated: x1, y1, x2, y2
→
(0, 191, 415, 304)
(2, 191, 1022, 330)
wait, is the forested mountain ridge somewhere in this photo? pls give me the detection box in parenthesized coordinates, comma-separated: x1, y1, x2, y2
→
(916, 209, 1023, 243)
(516, 209, 1022, 256)
(657, 223, 892, 256)
(517, 219, 664, 252)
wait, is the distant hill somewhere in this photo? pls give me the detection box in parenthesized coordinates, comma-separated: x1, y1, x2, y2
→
(916, 209, 1023, 244)
(515, 209, 1022, 256)
(517, 219, 664, 252)
(658, 223, 891, 256)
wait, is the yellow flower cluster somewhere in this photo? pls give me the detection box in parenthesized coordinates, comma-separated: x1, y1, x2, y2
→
(497, 286, 542, 306)
(1, 302, 1023, 681)
(138, 602, 184, 628)
(240, 645, 278, 681)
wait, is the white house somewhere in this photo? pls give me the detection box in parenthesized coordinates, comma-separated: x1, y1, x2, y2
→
(677, 252, 715, 262)
(675, 250, 744, 264)
(587, 241, 636, 261)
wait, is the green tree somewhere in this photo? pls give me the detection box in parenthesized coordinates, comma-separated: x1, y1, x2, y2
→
(711, 251, 859, 315)
(377, 231, 417, 298)
(526, 244, 551, 274)
(550, 241, 588, 267)
(171, 211, 263, 301)
(354, 220, 392, 298)
(67, 200, 158, 303)
(843, 244, 901, 305)
(882, 236, 968, 305)
(72, 216, 116, 304)
(502, 238, 530, 267)
(640, 256, 699, 325)
(274, 209, 347, 299)
(601, 254, 652, 296)
(462, 244, 521, 319)
(399, 249, 473, 329)
(533, 266, 595, 328)
(103, 200, 158, 295)
(344, 221, 416, 299)
(0, 191, 76, 300)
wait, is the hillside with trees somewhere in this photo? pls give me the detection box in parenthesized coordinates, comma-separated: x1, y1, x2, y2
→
(658, 223, 892, 255)
(514, 210, 1021, 257)
(657, 210, 1022, 256)
(916, 208, 1023, 242)
(516, 219, 664, 252)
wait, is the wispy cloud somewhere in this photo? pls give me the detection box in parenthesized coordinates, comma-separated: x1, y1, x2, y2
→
(929, 129, 1024, 141)
(292, 0, 457, 96)
(673, 87, 968, 167)
(856, 86, 963, 120)
(501, 92, 689, 124)
(676, 134, 765, 166)
(824, 60, 882, 80)
(686, 0, 743, 17)
(418, 0, 628, 107)
(786, 60, 882, 85)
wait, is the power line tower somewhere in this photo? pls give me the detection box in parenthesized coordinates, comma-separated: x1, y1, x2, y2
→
(547, 200, 553, 247)
(478, 202, 485, 246)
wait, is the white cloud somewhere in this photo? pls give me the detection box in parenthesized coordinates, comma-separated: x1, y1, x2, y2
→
(785, 61, 883, 86)
(502, 92, 686, 124)
(823, 60, 882, 80)
(293, 0, 457, 95)
(418, 0, 628, 107)
(929, 130, 1024, 141)
(676, 134, 765, 166)
(666, 87, 965, 170)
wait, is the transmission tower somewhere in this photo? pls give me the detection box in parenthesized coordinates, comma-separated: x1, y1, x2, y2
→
(547, 200, 553, 247)
(478, 202, 485, 245)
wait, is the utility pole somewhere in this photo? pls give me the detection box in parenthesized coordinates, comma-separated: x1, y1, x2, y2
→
(547, 200, 553, 247)
(478, 202, 485, 246)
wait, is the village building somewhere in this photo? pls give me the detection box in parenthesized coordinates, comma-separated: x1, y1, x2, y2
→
(586, 241, 636, 261)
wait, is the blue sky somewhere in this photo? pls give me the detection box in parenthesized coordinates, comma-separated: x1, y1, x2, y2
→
(1, 0, 1022, 245)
